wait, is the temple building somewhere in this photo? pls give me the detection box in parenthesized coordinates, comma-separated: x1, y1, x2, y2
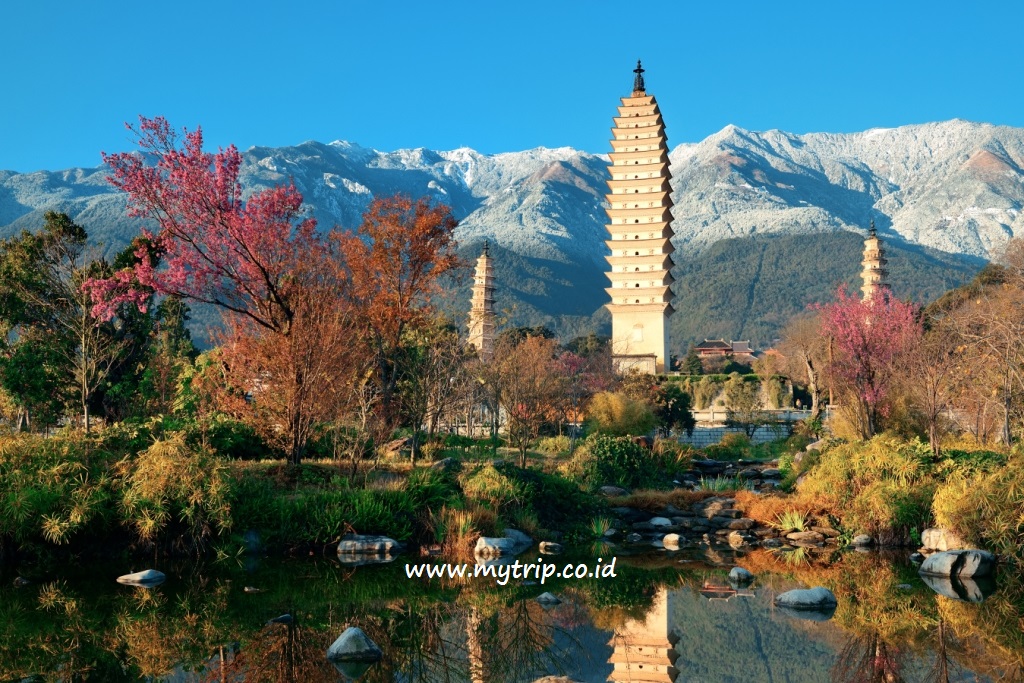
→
(467, 242, 496, 362)
(861, 221, 890, 302)
(604, 60, 676, 374)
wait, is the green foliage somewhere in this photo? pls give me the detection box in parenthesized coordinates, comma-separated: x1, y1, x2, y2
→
(932, 449, 1024, 558)
(576, 434, 658, 490)
(798, 435, 936, 544)
(651, 382, 696, 435)
(651, 438, 694, 478)
(461, 464, 530, 511)
(0, 433, 114, 544)
(671, 230, 979, 350)
(692, 376, 719, 410)
(695, 475, 748, 492)
(704, 432, 752, 461)
(680, 347, 703, 375)
(774, 509, 807, 532)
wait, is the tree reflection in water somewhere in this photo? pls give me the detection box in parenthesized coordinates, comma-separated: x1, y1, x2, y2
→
(191, 596, 579, 682)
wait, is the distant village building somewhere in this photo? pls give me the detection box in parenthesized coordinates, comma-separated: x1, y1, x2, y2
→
(861, 221, 890, 302)
(467, 242, 496, 362)
(603, 60, 676, 374)
(693, 339, 756, 363)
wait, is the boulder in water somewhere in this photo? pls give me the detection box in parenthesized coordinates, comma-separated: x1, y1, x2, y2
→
(116, 569, 166, 586)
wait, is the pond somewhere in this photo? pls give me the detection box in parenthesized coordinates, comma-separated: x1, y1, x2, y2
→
(2, 545, 1022, 682)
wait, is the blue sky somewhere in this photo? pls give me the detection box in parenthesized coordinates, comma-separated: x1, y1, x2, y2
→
(2, 0, 1023, 171)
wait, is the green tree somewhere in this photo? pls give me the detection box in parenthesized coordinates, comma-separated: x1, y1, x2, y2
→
(0, 212, 129, 431)
(652, 382, 696, 436)
(681, 347, 703, 375)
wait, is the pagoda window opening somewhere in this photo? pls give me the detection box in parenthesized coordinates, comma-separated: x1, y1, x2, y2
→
(635, 267, 640, 272)
(635, 299, 640, 304)
(635, 284, 640, 288)
(634, 251, 640, 256)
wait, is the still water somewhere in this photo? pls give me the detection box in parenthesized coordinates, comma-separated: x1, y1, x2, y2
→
(2, 547, 1021, 682)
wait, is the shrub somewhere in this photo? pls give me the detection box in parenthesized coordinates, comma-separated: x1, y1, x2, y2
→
(0, 433, 115, 545)
(695, 475, 748, 493)
(460, 464, 528, 511)
(587, 392, 655, 436)
(932, 450, 1024, 558)
(117, 435, 233, 547)
(774, 509, 807, 532)
(579, 435, 658, 490)
(704, 432, 752, 460)
(652, 438, 693, 478)
(537, 435, 571, 455)
(797, 435, 934, 544)
(692, 377, 719, 410)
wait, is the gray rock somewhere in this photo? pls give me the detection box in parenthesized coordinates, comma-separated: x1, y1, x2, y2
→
(774, 587, 838, 611)
(851, 534, 874, 547)
(760, 468, 782, 478)
(326, 626, 383, 663)
(910, 552, 925, 563)
(738, 467, 762, 480)
(762, 538, 784, 548)
(535, 592, 561, 605)
(920, 572, 996, 603)
(337, 534, 403, 556)
(729, 567, 754, 584)
(921, 528, 968, 552)
(116, 569, 166, 586)
(725, 518, 756, 530)
(649, 516, 673, 527)
(430, 457, 460, 472)
(475, 530, 532, 559)
(599, 486, 628, 497)
(786, 531, 825, 543)
(267, 614, 293, 625)
(810, 526, 840, 538)
(625, 533, 643, 543)
(539, 541, 562, 555)
(919, 550, 996, 579)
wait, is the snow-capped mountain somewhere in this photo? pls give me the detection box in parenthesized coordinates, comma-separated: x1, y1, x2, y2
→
(670, 119, 1024, 259)
(0, 119, 1018, 341)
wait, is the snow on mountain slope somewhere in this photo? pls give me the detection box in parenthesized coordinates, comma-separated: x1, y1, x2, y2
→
(0, 120, 1020, 325)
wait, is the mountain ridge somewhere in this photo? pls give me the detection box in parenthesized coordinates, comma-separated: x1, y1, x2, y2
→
(0, 119, 1012, 349)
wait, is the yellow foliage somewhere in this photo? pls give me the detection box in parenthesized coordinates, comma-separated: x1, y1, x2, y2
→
(586, 391, 654, 436)
(933, 451, 1024, 556)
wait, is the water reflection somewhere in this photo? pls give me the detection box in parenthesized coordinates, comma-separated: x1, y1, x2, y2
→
(2, 551, 1024, 682)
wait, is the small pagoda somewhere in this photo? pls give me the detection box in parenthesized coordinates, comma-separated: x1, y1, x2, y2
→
(467, 242, 496, 362)
(861, 221, 890, 302)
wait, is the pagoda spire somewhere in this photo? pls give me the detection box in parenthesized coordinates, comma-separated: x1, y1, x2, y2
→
(467, 244, 496, 362)
(604, 63, 676, 374)
(861, 221, 889, 302)
(632, 59, 646, 95)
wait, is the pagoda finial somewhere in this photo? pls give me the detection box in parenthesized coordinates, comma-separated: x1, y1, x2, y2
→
(632, 59, 646, 94)
(869, 220, 876, 237)
(482, 240, 489, 257)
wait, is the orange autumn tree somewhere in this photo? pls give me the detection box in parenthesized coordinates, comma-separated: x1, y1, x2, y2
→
(334, 195, 461, 461)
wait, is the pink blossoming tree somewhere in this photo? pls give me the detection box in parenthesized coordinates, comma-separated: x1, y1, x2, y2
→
(817, 286, 921, 438)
